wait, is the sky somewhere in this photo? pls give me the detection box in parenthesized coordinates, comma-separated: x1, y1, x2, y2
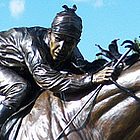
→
(0, 0, 140, 61)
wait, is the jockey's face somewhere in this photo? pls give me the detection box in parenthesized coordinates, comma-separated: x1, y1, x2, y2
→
(49, 32, 78, 61)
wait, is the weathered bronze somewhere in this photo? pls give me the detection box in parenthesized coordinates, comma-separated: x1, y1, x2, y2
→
(0, 4, 139, 140)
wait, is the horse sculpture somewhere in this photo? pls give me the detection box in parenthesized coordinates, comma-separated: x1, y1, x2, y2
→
(14, 60, 140, 140)
(0, 40, 140, 140)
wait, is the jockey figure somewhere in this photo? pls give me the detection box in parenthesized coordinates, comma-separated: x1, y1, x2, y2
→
(0, 5, 115, 129)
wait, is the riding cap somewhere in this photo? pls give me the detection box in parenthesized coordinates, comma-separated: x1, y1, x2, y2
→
(51, 5, 83, 41)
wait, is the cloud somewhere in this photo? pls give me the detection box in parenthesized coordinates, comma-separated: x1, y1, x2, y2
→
(93, 0, 104, 7)
(9, 0, 25, 19)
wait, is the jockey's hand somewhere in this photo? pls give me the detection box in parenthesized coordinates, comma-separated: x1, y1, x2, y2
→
(92, 66, 115, 85)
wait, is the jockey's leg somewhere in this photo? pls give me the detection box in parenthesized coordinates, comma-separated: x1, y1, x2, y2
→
(0, 66, 31, 129)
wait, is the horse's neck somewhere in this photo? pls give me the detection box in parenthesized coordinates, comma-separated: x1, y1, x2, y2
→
(56, 61, 140, 124)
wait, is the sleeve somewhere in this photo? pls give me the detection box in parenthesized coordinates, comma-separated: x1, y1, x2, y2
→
(32, 64, 94, 94)
(0, 28, 25, 67)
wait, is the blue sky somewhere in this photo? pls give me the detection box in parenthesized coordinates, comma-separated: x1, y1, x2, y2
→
(0, 0, 140, 61)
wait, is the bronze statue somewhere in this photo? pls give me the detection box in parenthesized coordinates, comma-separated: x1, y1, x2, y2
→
(0, 5, 119, 134)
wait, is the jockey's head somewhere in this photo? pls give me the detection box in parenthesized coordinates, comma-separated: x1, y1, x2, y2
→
(49, 5, 82, 61)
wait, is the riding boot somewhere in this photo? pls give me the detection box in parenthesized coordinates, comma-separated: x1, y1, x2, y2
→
(0, 104, 15, 130)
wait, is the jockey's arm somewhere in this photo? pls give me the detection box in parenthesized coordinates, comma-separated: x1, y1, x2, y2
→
(32, 63, 115, 94)
(0, 28, 115, 95)
(21, 35, 115, 95)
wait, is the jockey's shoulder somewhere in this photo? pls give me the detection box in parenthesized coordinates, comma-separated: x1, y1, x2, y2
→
(0, 26, 50, 37)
